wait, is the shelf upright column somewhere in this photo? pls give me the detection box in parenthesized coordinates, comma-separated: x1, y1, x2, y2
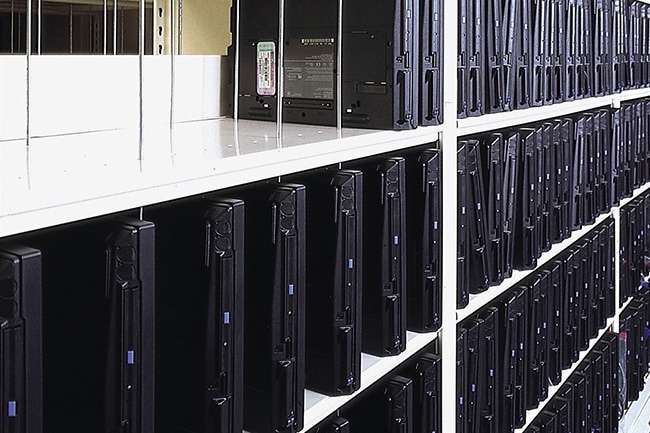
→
(441, 0, 459, 432)
(610, 92, 622, 334)
(612, 206, 621, 332)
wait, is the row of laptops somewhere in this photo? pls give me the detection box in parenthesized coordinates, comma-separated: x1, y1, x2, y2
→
(620, 294, 650, 411)
(237, 0, 443, 130)
(620, 190, 650, 305)
(306, 297, 649, 433)
(238, 0, 650, 127)
(457, 218, 616, 433)
(0, 219, 157, 433)
(458, 0, 650, 118)
(308, 350, 441, 433)
(528, 291, 650, 433)
(458, 98, 650, 307)
(0, 146, 443, 433)
(523, 331, 619, 433)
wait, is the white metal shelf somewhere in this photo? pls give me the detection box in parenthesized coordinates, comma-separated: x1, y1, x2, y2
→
(0, 120, 443, 238)
(456, 211, 614, 323)
(457, 96, 614, 137)
(618, 87, 650, 102)
(457, 87, 650, 137)
(0, 90, 646, 433)
(515, 317, 618, 433)
(457, 180, 650, 324)
(619, 182, 650, 209)
(241, 330, 439, 433)
(5, 88, 650, 240)
(0, 0, 647, 429)
(517, 298, 634, 432)
(301, 331, 439, 432)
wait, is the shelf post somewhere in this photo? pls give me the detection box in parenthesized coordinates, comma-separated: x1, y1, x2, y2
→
(613, 206, 621, 333)
(440, 0, 459, 431)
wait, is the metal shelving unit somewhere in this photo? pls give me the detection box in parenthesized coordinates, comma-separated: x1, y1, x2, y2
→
(3, 0, 650, 430)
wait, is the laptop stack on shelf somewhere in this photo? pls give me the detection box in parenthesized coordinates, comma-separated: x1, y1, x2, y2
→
(0, 244, 43, 433)
(147, 197, 244, 433)
(238, 183, 307, 433)
(238, 0, 424, 130)
(21, 217, 155, 433)
(345, 157, 407, 356)
(287, 169, 363, 396)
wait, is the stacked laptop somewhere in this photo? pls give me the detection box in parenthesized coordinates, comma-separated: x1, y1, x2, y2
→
(458, 99, 650, 308)
(458, 0, 650, 118)
(523, 332, 619, 433)
(458, 218, 616, 433)
(314, 349, 441, 433)
(11, 217, 156, 433)
(238, 0, 443, 129)
(0, 132, 447, 433)
(619, 192, 650, 305)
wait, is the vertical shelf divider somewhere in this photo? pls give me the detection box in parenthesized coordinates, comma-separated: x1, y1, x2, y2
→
(440, 0, 459, 431)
